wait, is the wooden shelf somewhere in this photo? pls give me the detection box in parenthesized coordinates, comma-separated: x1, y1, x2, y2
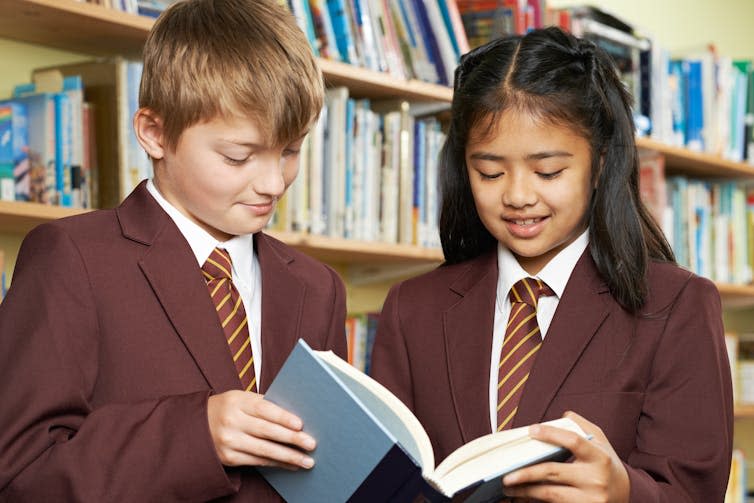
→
(735, 404, 754, 419)
(637, 137, 754, 179)
(0, 0, 453, 102)
(265, 231, 444, 264)
(717, 283, 754, 309)
(0, 200, 87, 234)
(0, 0, 152, 59)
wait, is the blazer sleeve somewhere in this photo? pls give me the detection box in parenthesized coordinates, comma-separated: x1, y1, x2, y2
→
(323, 264, 348, 360)
(369, 282, 415, 410)
(0, 224, 235, 502)
(626, 274, 733, 502)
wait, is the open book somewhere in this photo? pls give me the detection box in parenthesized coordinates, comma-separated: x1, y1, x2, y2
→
(258, 339, 588, 503)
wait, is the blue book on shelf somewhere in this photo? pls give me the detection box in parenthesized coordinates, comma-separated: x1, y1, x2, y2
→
(0, 101, 29, 202)
(409, 0, 447, 85)
(683, 59, 704, 151)
(327, 0, 358, 64)
(259, 339, 587, 503)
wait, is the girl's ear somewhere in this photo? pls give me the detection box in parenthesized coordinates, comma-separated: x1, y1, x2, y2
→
(133, 108, 166, 160)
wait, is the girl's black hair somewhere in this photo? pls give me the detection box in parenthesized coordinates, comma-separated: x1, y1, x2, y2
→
(439, 26, 675, 312)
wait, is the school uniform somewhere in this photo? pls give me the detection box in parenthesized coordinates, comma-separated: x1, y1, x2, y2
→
(370, 238, 733, 502)
(0, 180, 347, 502)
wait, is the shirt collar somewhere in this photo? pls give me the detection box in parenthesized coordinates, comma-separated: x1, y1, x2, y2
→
(496, 229, 589, 312)
(146, 179, 256, 273)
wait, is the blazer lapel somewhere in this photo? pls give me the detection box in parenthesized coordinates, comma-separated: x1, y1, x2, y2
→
(443, 251, 498, 444)
(255, 233, 305, 393)
(513, 251, 613, 427)
(118, 182, 241, 393)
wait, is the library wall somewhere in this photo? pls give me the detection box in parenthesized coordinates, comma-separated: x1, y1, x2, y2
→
(548, 0, 754, 60)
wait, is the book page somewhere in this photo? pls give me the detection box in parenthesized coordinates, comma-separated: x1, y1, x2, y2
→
(433, 417, 586, 496)
(315, 350, 435, 473)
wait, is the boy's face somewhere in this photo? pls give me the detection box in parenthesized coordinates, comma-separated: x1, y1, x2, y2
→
(465, 108, 594, 275)
(154, 115, 304, 241)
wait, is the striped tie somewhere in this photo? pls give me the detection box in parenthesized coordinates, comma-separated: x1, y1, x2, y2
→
(202, 247, 256, 393)
(497, 277, 554, 431)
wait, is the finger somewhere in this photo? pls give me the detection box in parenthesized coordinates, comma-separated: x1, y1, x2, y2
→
(241, 414, 317, 452)
(504, 481, 584, 503)
(527, 423, 590, 457)
(503, 459, 595, 488)
(243, 393, 306, 431)
(223, 432, 316, 469)
(562, 410, 609, 443)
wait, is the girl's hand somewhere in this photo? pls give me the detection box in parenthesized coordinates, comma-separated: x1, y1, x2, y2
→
(501, 411, 630, 503)
(207, 390, 316, 470)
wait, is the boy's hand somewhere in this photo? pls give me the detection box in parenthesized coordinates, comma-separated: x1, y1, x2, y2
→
(501, 411, 630, 503)
(207, 390, 316, 470)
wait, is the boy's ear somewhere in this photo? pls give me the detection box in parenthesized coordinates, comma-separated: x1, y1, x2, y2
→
(133, 108, 166, 160)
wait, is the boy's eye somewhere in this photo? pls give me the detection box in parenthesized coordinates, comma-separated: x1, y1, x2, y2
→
(282, 148, 300, 158)
(223, 156, 248, 166)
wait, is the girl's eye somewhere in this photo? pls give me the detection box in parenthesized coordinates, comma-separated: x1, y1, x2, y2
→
(538, 169, 564, 180)
(283, 148, 300, 158)
(479, 172, 502, 180)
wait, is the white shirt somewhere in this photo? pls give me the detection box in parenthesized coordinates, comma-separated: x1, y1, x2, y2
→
(146, 179, 263, 386)
(488, 230, 589, 431)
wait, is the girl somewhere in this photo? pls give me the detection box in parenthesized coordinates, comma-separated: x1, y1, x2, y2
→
(370, 27, 732, 502)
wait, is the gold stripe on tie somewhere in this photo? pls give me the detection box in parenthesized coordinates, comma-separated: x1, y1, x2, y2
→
(496, 277, 554, 430)
(201, 247, 256, 393)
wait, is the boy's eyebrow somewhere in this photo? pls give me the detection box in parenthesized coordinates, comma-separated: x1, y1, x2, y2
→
(221, 131, 310, 148)
(468, 150, 574, 161)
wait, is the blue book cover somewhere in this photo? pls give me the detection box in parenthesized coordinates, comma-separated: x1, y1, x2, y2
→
(11, 91, 58, 205)
(683, 59, 704, 151)
(0, 101, 29, 201)
(259, 340, 586, 502)
(327, 0, 358, 64)
(409, 0, 447, 85)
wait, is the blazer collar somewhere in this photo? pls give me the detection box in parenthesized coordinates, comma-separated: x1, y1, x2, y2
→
(443, 250, 498, 444)
(512, 250, 612, 428)
(255, 233, 304, 393)
(117, 183, 304, 394)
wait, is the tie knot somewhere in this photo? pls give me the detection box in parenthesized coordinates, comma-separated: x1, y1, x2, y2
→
(202, 247, 233, 281)
(509, 277, 554, 308)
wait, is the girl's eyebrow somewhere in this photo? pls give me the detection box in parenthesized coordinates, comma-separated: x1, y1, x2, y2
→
(468, 150, 574, 161)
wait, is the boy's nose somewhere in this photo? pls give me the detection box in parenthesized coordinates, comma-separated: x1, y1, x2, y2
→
(253, 156, 286, 197)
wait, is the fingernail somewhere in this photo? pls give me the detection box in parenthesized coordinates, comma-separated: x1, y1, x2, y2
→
(529, 424, 541, 435)
(302, 436, 316, 450)
(301, 456, 315, 469)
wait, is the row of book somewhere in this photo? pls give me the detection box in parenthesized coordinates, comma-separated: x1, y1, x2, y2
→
(345, 311, 380, 374)
(269, 87, 445, 248)
(3, 59, 151, 210)
(639, 150, 754, 286)
(269, 0, 469, 87)
(1, 72, 96, 209)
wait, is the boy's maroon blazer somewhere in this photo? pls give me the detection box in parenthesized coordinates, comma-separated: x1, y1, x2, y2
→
(0, 181, 347, 501)
(371, 249, 734, 502)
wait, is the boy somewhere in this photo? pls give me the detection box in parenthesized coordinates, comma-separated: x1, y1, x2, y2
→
(0, 0, 347, 500)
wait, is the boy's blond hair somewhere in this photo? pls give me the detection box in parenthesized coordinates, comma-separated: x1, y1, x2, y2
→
(140, 0, 324, 150)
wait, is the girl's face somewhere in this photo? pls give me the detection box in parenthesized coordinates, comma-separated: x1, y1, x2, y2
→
(465, 108, 594, 275)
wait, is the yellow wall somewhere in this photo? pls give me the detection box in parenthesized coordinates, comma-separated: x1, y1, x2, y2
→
(0, 38, 87, 99)
(548, 0, 754, 60)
